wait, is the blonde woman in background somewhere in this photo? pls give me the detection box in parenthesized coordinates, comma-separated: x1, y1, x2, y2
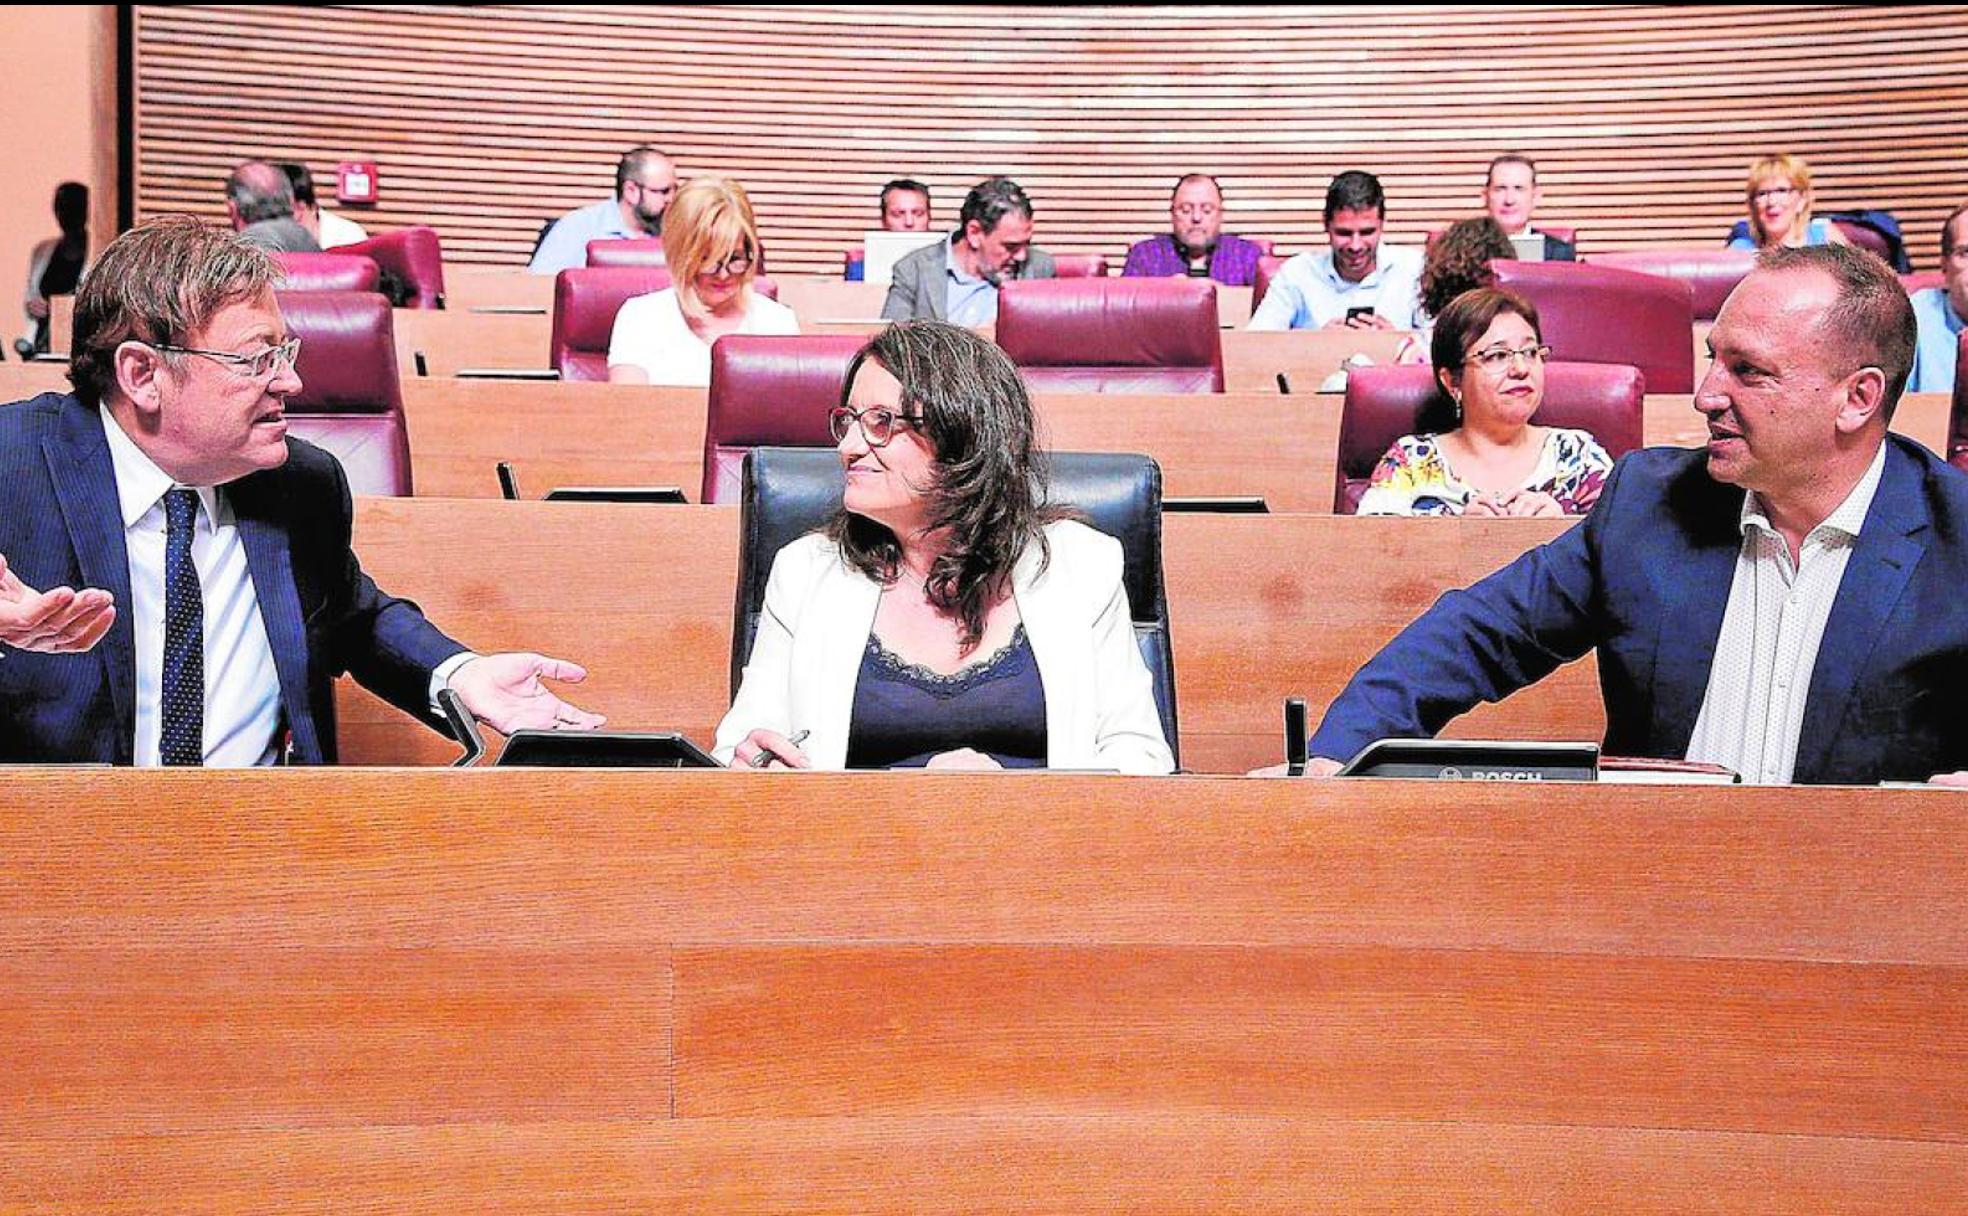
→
(607, 175, 797, 386)
(1727, 154, 1849, 252)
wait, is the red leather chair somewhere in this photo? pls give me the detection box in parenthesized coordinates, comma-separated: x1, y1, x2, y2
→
(336, 226, 446, 309)
(1333, 362, 1645, 513)
(550, 268, 782, 381)
(1903, 271, 1946, 295)
(701, 334, 866, 503)
(1251, 254, 1288, 315)
(1491, 260, 1695, 393)
(550, 267, 673, 381)
(1052, 253, 1110, 278)
(274, 252, 381, 294)
(274, 290, 412, 496)
(585, 239, 666, 268)
(1588, 248, 1757, 322)
(997, 278, 1224, 394)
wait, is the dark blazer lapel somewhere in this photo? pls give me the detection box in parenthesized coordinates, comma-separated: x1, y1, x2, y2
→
(43, 402, 137, 751)
(1647, 472, 1746, 756)
(1794, 445, 1928, 783)
(232, 480, 324, 764)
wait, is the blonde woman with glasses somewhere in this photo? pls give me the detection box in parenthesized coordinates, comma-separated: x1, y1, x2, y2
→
(607, 175, 797, 386)
(1727, 154, 1850, 252)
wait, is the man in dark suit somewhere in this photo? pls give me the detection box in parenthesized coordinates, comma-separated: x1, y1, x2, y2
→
(0, 216, 601, 765)
(881, 176, 1056, 326)
(1301, 244, 1968, 785)
(1484, 153, 1576, 261)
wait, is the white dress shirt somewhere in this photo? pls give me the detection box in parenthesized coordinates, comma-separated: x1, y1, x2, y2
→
(101, 406, 283, 766)
(1684, 443, 1888, 784)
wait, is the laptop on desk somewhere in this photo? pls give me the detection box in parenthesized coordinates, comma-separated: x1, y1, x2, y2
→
(862, 230, 945, 286)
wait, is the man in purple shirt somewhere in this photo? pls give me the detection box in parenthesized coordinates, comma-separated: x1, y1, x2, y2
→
(1122, 174, 1266, 286)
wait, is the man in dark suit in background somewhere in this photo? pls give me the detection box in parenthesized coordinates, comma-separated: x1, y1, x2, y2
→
(0, 216, 602, 765)
(1298, 244, 1968, 786)
(1483, 153, 1576, 261)
(881, 176, 1056, 326)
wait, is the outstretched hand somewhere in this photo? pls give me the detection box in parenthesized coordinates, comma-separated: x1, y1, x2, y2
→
(0, 554, 116, 654)
(447, 652, 605, 734)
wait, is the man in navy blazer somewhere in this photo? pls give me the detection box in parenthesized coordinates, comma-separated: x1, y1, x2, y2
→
(1304, 244, 1968, 785)
(0, 216, 603, 765)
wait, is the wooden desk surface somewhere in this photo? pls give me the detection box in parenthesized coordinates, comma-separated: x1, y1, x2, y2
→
(2, 769, 1963, 1208)
(336, 500, 1593, 772)
(399, 379, 1336, 508)
(397, 306, 1406, 394)
(393, 376, 1957, 512)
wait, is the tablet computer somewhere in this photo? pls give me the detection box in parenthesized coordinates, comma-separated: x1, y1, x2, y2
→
(496, 731, 721, 768)
(543, 486, 688, 504)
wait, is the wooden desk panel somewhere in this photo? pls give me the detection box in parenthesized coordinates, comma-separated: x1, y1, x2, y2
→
(393, 378, 1958, 516)
(0, 362, 74, 401)
(9, 1117, 1957, 1213)
(2, 771, 1965, 1206)
(339, 499, 739, 766)
(339, 503, 1587, 770)
(447, 265, 555, 313)
(399, 378, 1335, 508)
(400, 377, 710, 499)
(676, 942, 1963, 1139)
(395, 308, 553, 375)
(390, 305, 1410, 397)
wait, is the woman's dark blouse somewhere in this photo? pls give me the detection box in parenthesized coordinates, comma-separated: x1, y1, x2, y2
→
(845, 625, 1048, 769)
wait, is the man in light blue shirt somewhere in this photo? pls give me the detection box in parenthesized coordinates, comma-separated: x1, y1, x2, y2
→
(1247, 170, 1421, 332)
(528, 146, 676, 275)
(1908, 205, 1966, 394)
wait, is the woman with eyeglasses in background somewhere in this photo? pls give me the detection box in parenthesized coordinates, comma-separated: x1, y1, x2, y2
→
(606, 175, 797, 386)
(1358, 287, 1612, 518)
(1726, 154, 1850, 252)
(715, 321, 1173, 774)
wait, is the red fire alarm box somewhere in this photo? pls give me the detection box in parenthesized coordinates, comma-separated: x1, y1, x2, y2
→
(336, 162, 378, 205)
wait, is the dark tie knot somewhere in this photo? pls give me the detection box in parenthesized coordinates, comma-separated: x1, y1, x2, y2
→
(164, 487, 199, 539)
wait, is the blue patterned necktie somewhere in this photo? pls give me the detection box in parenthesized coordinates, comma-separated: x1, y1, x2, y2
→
(159, 487, 204, 766)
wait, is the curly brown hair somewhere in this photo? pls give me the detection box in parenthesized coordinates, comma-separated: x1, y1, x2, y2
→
(1419, 216, 1516, 320)
(828, 321, 1068, 649)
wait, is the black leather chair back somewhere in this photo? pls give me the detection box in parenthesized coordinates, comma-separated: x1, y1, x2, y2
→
(733, 447, 1179, 766)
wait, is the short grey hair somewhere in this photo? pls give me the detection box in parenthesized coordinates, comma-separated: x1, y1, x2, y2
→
(225, 160, 298, 225)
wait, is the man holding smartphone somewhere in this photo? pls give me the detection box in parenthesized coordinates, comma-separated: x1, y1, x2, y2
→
(1247, 170, 1422, 332)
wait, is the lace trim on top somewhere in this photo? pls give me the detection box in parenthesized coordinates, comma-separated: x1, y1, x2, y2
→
(861, 625, 1031, 696)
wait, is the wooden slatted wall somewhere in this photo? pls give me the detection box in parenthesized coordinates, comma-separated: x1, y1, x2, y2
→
(132, 4, 1968, 275)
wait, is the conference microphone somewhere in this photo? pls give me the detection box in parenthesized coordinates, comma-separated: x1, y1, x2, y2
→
(1284, 697, 1308, 777)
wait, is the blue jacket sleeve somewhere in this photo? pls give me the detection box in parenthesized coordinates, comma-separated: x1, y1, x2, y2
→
(1307, 459, 1631, 762)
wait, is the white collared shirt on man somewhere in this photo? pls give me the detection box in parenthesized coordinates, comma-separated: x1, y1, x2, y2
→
(1684, 442, 1888, 784)
(101, 405, 283, 766)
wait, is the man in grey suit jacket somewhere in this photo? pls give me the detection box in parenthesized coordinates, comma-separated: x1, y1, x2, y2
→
(882, 176, 1056, 325)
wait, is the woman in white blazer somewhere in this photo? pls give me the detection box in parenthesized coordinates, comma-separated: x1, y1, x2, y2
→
(715, 321, 1173, 774)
